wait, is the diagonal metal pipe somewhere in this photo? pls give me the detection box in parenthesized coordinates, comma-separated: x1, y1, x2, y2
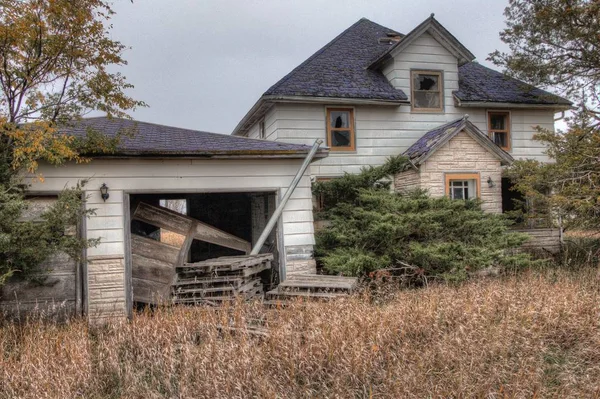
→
(250, 139, 323, 262)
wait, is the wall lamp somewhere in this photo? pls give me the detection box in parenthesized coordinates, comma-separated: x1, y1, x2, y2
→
(487, 177, 495, 188)
(100, 183, 110, 202)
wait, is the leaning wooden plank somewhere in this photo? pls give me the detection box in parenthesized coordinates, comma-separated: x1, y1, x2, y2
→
(133, 202, 192, 236)
(131, 254, 175, 285)
(134, 202, 251, 253)
(192, 222, 251, 254)
(131, 235, 180, 264)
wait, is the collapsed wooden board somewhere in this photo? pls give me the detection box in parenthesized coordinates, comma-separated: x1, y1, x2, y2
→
(172, 254, 273, 304)
(130, 202, 253, 304)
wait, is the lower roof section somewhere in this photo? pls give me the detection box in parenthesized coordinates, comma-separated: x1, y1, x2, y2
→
(60, 117, 328, 159)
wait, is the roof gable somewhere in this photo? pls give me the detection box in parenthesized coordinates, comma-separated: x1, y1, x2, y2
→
(404, 116, 513, 166)
(369, 14, 475, 70)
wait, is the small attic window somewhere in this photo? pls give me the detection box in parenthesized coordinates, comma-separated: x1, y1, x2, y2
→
(259, 119, 266, 139)
(411, 70, 443, 112)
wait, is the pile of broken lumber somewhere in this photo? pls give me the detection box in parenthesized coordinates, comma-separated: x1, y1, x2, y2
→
(172, 253, 273, 305)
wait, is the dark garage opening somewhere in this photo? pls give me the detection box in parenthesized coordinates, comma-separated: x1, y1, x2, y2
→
(128, 191, 279, 306)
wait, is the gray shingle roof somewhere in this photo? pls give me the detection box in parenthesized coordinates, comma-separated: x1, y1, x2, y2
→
(261, 18, 570, 106)
(61, 117, 327, 158)
(264, 18, 408, 102)
(455, 62, 572, 105)
(403, 116, 513, 166)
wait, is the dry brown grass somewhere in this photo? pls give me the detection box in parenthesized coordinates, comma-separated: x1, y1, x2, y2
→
(2, 270, 600, 398)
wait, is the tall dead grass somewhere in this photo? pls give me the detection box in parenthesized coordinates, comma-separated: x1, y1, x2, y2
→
(1, 269, 600, 398)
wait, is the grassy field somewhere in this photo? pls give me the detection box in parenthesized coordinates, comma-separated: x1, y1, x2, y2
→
(1, 269, 600, 398)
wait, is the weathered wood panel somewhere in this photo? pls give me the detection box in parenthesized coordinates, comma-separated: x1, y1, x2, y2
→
(514, 228, 562, 254)
(2, 198, 78, 317)
(131, 234, 180, 263)
(131, 235, 178, 304)
(132, 278, 171, 305)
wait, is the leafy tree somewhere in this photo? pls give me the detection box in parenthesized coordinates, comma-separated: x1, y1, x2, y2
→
(0, 0, 143, 284)
(314, 158, 533, 283)
(490, 0, 600, 229)
(489, 0, 599, 120)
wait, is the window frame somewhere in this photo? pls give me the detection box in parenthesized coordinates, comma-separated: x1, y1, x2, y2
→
(487, 110, 511, 151)
(410, 69, 444, 113)
(444, 173, 481, 199)
(325, 107, 356, 152)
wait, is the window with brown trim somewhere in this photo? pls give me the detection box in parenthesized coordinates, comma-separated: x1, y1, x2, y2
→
(488, 111, 511, 151)
(445, 173, 480, 200)
(411, 70, 443, 112)
(326, 108, 355, 151)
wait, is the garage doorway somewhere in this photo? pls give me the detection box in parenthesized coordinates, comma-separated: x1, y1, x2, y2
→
(126, 191, 280, 308)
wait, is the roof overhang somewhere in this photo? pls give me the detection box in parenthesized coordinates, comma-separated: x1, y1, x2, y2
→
(232, 95, 407, 136)
(453, 95, 572, 111)
(85, 150, 329, 161)
(369, 14, 476, 70)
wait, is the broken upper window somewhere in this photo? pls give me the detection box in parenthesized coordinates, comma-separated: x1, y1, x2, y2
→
(326, 108, 355, 151)
(488, 111, 511, 151)
(411, 70, 443, 112)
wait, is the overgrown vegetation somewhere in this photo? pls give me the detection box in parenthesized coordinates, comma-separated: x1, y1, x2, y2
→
(1, 270, 599, 398)
(313, 156, 534, 282)
(0, 182, 98, 285)
(491, 0, 599, 230)
(0, 0, 143, 284)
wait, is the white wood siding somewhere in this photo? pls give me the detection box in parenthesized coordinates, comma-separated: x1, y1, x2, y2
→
(263, 32, 554, 177)
(30, 158, 315, 257)
(247, 107, 278, 140)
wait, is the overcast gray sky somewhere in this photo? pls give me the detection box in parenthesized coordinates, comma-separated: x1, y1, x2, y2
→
(108, 0, 510, 134)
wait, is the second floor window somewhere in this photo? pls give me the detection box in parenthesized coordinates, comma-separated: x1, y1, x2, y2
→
(326, 108, 355, 151)
(411, 70, 443, 112)
(488, 111, 511, 151)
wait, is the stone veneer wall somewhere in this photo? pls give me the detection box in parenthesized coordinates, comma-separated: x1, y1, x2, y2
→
(395, 131, 503, 213)
(87, 256, 127, 324)
(394, 168, 421, 193)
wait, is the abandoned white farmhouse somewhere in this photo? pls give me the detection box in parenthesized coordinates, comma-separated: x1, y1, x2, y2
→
(234, 15, 571, 210)
(1, 15, 570, 322)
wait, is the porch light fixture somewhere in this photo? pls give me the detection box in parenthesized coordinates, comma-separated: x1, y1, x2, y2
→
(100, 183, 110, 202)
(487, 177, 495, 188)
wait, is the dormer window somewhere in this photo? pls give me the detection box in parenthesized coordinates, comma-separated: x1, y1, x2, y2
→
(411, 70, 443, 112)
(326, 108, 355, 151)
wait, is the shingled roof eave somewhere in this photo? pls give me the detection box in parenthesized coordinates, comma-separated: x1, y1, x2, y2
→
(404, 116, 514, 166)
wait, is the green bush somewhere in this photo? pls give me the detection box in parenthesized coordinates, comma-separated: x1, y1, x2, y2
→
(314, 157, 536, 283)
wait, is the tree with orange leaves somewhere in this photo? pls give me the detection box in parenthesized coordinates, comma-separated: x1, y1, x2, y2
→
(0, 0, 144, 284)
